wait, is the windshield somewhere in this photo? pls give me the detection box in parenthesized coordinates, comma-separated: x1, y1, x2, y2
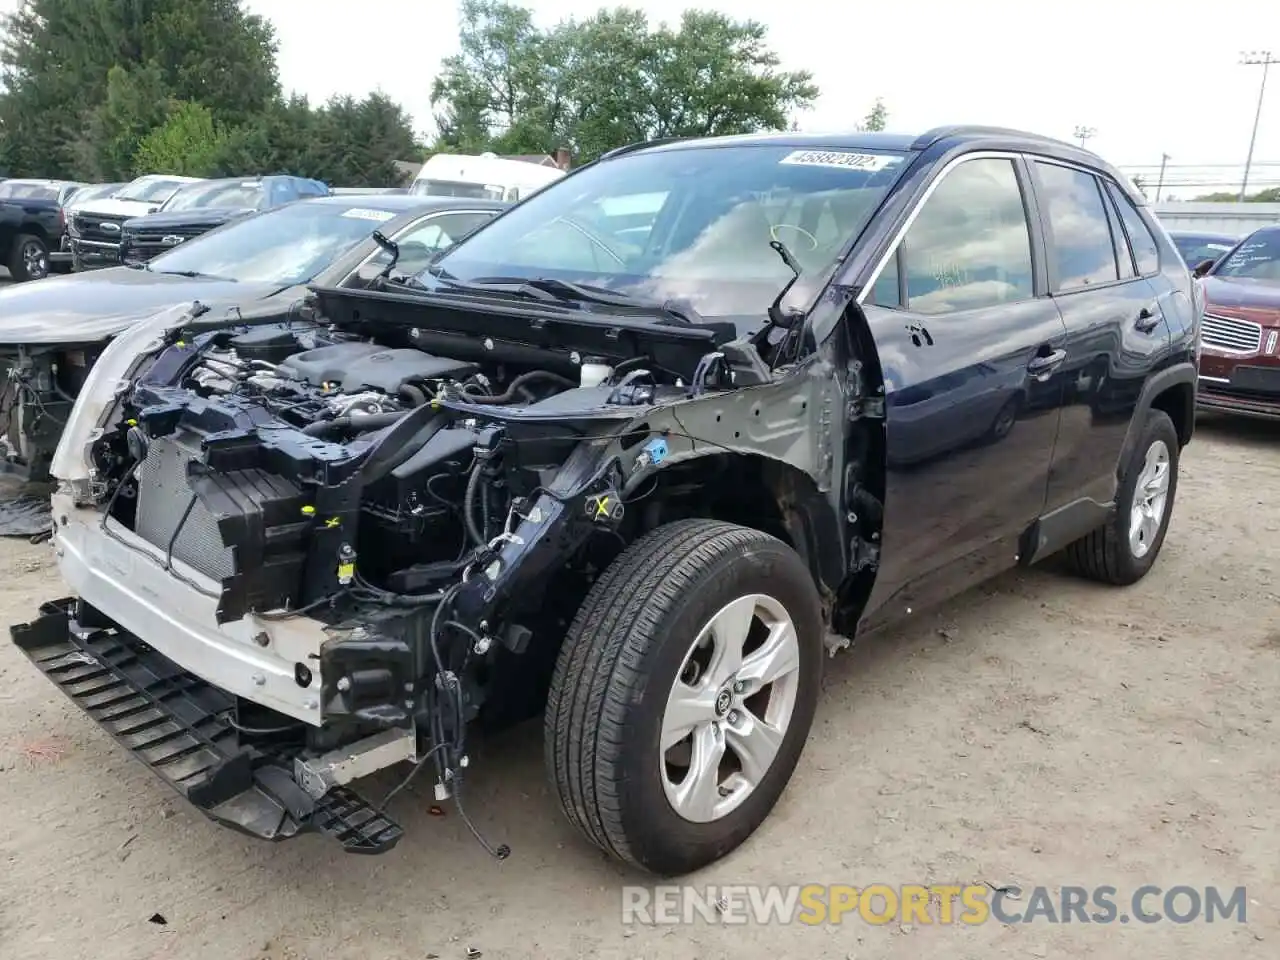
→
(0, 181, 58, 201)
(117, 178, 190, 204)
(427, 144, 910, 324)
(70, 184, 121, 206)
(1172, 235, 1236, 266)
(1212, 229, 1280, 282)
(163, 180, 265, 212)
(410, 179, 504, 200)
(145, 201, 399, 284)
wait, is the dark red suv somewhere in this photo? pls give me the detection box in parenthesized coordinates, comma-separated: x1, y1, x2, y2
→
(1194, 225, 1280, 419)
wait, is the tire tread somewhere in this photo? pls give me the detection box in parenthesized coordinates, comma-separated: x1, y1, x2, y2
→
(544, 519, 783, 868)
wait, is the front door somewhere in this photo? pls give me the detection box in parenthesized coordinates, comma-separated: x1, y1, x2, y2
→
(856, 154, 1068, 629)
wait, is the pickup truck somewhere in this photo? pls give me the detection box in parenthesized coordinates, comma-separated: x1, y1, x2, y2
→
(0, 179, 84, 282)
(67, 174, 202, 270)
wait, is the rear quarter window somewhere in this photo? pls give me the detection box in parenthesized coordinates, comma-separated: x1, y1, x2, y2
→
(1103, 181, 1160, 275)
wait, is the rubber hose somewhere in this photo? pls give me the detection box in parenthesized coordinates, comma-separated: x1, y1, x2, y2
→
(461, 370, 576, 405)
(399, 383, 428, 407)
(303, 410, 403, 436)
(463, 461, 486, 546)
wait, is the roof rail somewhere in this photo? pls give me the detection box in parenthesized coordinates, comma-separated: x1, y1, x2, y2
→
(910, 125, 1075, 151)
(599, 137, 688, 162)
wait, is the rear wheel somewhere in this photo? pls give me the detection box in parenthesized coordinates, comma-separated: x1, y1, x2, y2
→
(545, 519, 824, 875)
(1063, 408, 1179, 585)
(8, 233, 49, 282)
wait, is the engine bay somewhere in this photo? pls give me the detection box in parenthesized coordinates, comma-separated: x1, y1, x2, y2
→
(53, 283, 817, 858)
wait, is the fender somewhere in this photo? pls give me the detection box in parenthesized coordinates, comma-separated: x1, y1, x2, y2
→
(1115, 361, 1197, 478)
(626, 450, 849, 614)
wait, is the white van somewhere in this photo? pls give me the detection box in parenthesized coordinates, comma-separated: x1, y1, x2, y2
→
(409, 153, 564, 203)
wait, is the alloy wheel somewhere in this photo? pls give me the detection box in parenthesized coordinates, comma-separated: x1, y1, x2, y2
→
(660, 593, 801, 823)
(1129, 439, 1171, 559)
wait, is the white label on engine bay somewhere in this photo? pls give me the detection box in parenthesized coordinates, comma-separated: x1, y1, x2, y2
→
(779, 150, 901, 171)
(341, 207, 397, 222)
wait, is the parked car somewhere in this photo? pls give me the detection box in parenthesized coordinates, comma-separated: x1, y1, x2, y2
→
(68, 174, 204, 270)
(52, 182, 126, 271)
(1192, 224, 1280, 419)
(9, 126, 1199, 876)
(0, 179, 85, 281)
(1168, 230, 1238, 269)
(119, 175, 330, 264)
(0, 194, 505, 482)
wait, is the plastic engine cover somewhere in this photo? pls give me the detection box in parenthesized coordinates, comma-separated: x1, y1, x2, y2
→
(278, 343, 478, 394)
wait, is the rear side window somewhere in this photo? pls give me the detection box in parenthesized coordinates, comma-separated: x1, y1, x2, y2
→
(897, 157, 1034, 315)
(1099, 188, 1136, 280)
(1034, 161, 1118, 291)
(1103, 181, 1160, 275)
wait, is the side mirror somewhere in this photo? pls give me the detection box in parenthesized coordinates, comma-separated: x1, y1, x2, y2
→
(1192, 258, 1215, 279)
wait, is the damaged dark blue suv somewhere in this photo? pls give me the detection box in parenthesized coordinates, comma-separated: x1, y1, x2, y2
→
(12, 126, 1200, 877)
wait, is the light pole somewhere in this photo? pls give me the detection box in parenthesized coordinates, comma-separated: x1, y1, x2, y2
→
(1240, 51, 1275, 200)
(1156, 153, 1171, 202)
(1073, 125, 1096, 149)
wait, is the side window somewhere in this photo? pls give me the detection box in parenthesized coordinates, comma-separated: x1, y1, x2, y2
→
(899, 157, 1034, 315)
(1034, 161, 1119, 290)
(868, 249, 901, 307)
(1100, 188, 1136, 280)
(1104, 181, 1160, 275)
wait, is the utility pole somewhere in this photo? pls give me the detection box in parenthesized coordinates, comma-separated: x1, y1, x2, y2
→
(1240, 51, 1275, 200)
(1073, 125, 1096, 149)
(1156, 153, 1171, 202)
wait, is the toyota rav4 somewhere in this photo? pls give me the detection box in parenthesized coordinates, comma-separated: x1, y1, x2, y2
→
(10, 126, 1201, 877)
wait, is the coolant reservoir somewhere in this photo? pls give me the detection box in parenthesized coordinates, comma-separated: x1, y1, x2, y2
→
(579, 356, 613, 388)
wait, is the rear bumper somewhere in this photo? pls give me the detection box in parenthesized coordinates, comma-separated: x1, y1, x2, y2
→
(9, 598, 404, 852)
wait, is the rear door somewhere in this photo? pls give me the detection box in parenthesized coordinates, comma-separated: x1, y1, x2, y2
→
(1029, 160, 1172, 511)
(857, 154, 1068, 627)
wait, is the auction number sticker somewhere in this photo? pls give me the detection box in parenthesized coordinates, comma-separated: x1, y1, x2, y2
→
(341, 207, 397, 222)
(779, 150, 901, 172)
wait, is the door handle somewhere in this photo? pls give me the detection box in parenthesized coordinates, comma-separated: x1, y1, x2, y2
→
(1027, 348, 1067, 377)
(1135, 305, 1162, 333)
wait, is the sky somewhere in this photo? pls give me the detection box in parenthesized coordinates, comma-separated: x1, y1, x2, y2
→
(246, 0, 1280, 197)
(4, 0, 1278, 196)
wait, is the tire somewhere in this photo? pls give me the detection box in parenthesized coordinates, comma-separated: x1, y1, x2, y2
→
(545, 519, 824, 875)
(8, 233, 50, 282)
(1063, 408, 1180, 585)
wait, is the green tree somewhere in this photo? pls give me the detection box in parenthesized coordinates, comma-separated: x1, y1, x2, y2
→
(0, 0, 278, 178)
(1194, 186, 1280, 202)
(76, 63, 172, 180)
(132, 100, 228, 176)
(430, 1, 819, 162)
(859, 98, 888, 132)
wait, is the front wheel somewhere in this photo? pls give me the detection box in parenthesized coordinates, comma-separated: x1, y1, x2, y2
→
(545, 519, 825, 875)
(8, 233, 50, 282)
(1063, 408, 1180, 585)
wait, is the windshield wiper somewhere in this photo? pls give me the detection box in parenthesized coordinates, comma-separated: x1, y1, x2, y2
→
(425, 266, 702, 324)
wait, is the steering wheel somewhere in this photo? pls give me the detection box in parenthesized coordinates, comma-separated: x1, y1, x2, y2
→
(770, 223, 819, 252)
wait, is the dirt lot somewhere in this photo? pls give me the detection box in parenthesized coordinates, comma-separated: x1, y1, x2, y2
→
(0, 415, 1277, 960)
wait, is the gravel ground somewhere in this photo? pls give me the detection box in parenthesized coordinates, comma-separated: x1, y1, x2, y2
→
(0, 414, 1277, 960)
